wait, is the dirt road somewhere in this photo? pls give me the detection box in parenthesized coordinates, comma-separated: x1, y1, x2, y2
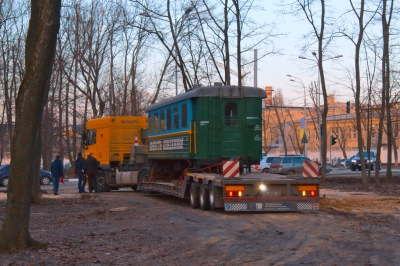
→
(0, 178, 399, 265)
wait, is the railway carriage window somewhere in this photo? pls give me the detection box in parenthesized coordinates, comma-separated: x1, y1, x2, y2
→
(167, 109, 171, 130)
(86, 130, 97, 145)
(224, 102, 238, 126)
(149, 114, 153, 134)
(182, 104, 187, 128)
(174, 106, 179, 129)
(160, 110, 165, 131)
(154, 112, 159, 133)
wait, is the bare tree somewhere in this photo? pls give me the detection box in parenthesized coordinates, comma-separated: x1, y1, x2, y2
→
(0, 0, 61, 250)
(381, 0, 395, 182)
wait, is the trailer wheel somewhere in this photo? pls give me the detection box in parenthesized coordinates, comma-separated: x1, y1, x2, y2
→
(209, 183, 220, 210)
(200, 183, 210, 210)
(190, 182, 200, 209)
(97, 171, 110, 192)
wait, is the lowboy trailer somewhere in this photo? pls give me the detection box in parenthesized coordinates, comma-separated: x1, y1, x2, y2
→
(137, 170, 320, 212)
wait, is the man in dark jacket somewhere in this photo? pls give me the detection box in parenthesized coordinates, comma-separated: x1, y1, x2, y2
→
(76, 152, 86, 193)
(83, 153, 100, 193)
(51, 154, 64, 195)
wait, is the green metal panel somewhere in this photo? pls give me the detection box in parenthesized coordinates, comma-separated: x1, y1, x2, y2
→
(194, 97, 262, 161)
(195, 97, 220, 160)
(220, 99, 242, 158)
(243, 98, 263, 160)
(148, 135, 190, 159)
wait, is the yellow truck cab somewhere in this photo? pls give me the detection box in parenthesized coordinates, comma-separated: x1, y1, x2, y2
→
(82, 116, 148, 192)
(82, 116, 147, 169)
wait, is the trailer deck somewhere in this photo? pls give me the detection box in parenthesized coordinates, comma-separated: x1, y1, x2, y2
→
(138, 171, 320, 212)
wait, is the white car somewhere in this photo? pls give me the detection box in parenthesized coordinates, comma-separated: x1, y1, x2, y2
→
(253, 156, 277, 173)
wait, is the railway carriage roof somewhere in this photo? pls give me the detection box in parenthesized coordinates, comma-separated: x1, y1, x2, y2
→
(145, 85, 267, 112)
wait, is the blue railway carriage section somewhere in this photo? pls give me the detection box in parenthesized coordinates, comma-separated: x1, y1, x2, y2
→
(136, 84, 320, 212)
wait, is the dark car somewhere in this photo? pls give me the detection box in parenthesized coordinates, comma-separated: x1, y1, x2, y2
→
(350, 151, 381, 171)
(0, 164, 53, 187)
(345, 156, 356, 168)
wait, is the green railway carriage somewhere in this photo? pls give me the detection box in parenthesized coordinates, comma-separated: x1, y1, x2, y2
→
(145, 84, 266, 173)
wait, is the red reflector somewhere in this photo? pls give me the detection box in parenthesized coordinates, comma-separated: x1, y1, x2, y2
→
(255, 165, 259, 169)
(227, 191, 243, 197)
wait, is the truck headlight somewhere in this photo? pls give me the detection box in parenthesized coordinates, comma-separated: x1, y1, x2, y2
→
(351, 159, 357, 163)
(259, 184, 267, 192)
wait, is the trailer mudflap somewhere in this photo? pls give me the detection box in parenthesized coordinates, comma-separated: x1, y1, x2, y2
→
(224, 200, 319, 212)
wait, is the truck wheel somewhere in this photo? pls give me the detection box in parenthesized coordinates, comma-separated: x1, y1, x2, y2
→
(350, 166, 356, 171)
(190, 182, 200, 209)
(138, 169, 151, 194)
(97, 171, 110, 192)
(200, 183, 210, 210)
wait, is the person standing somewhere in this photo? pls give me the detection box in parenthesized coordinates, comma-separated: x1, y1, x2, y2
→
(75, 152, 86, 193)
(51, 154, 64, 195)
(83, 153, 100, 193)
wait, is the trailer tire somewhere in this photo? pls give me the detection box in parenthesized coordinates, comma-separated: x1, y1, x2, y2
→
(190, 182, 200, 209)
(209, 183, 219, 210)
(97, 171, 110, 192)
(200, 183, 210, 210)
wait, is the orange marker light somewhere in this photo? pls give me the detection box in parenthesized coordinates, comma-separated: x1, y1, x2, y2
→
(229, 191, 233, 197)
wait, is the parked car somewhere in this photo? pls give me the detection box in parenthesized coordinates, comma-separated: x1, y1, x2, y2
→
(345, 156, 356, 168)
(253, 156, 277, 173)
(0, 164, 53, 187)
(270, 156, 304, 175)
(350, 151, 381, 171)
(270, 156, 332, 176)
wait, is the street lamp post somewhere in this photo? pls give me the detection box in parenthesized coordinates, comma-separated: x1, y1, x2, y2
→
(287, 75, 307, 157)
(140, 7, 194, 96)
(298, 53, 343, 163)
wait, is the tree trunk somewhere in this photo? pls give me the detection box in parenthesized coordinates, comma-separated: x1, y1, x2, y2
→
(0, 0, 61, 250)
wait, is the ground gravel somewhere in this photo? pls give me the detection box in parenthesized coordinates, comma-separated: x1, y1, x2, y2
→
(0, 174, 399, 265)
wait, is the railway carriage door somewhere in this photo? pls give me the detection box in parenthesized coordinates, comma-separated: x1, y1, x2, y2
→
(221, 100, 242, 157)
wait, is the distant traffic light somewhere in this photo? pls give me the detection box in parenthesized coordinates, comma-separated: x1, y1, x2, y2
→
(331, 136, 338, 146)
(346, 101, 350, 113)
